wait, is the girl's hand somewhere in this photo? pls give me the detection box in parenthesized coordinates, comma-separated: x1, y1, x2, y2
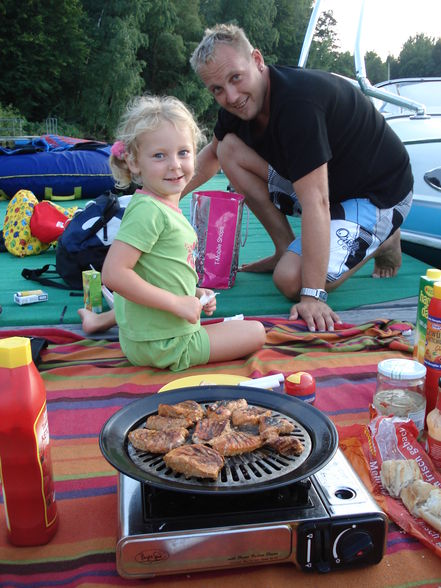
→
(176, 295, 203, 324)
(197, 288, 217, 316)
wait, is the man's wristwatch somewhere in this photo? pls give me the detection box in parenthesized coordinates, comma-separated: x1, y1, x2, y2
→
(300, 287, 328, 302)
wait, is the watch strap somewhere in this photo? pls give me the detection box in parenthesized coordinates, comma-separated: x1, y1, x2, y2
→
(300, 287, 328, 302)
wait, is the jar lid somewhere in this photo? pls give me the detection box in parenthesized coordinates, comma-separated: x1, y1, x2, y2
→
(377, 358, 426, 380)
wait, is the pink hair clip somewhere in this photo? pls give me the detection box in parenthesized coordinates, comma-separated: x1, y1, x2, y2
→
(111, 140, 126, 160)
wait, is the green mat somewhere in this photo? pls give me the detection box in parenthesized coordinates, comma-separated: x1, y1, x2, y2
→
(0, 174, 426, 327)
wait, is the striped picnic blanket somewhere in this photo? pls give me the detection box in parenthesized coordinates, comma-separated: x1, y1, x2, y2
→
(1, 318, 441, 588)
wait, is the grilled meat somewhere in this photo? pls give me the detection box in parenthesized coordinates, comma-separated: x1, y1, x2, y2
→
(206, 398, 248, 421)
(128, 427, 189, 454)
(259, 416, 295, 442)
(158, 400, 204, 423)
(266, 435, 304, 456)
(209, 431, 263, 456)
(231, 406, 272, 427)
(192, 418, 231, 444)
(145, 415, 193, 430)
(164, 444, 225, 480)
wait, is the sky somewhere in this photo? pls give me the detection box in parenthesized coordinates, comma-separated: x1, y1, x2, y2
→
(321, 0, 441, 59)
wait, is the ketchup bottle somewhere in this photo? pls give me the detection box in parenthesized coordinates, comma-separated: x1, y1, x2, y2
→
(0, 337, 58, 546)
(424, 281, 441, 420)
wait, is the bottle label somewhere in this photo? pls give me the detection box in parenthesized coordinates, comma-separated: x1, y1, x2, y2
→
(35, 404, 57, 527)
(427, 434, 441, 469)
(408, 407, 426, 433)
(424, 313, 441, 367)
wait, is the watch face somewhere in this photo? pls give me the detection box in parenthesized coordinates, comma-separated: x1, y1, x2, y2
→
(318, 290, 327, 302)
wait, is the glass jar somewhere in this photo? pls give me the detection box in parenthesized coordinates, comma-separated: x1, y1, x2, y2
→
(373, 358, 427, 433)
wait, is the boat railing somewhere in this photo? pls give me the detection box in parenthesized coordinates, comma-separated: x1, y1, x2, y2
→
(299, 0, 428, 118)
(353, 0, 428, 118)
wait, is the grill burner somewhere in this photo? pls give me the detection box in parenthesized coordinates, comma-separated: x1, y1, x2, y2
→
(142, 478, 313, 533)
(128, 404, 312, 489)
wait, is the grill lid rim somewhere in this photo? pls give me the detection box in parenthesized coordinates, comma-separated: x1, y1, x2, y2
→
(99, 385, 338, 495)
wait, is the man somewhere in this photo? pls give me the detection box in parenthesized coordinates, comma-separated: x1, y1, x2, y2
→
(185, 24, 413, 332)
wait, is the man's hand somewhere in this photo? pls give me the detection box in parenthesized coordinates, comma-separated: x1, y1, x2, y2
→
(289, 298, 341, 332)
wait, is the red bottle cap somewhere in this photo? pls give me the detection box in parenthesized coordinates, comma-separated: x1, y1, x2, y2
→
(285, 371, 316, 403)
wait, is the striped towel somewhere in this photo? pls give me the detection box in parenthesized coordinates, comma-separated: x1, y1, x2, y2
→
(1, 318, 440, 588)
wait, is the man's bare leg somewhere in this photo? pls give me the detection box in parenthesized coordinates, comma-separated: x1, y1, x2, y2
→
(77, 308, 116, 334)
(372, 229, 402, 278)
(274, 229, 403, 300)
(217, 134, 294, 272)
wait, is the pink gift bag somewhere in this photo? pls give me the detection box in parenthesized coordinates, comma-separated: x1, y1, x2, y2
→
(191, 190, 247, 289)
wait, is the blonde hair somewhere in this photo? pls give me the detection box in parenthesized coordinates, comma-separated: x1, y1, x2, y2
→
(110, 95, 204, 188)
(190, 24, 253, 73)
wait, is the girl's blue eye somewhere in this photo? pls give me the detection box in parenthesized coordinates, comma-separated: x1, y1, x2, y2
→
(179, 149, 190, 157)
(153, 153, 164, 159)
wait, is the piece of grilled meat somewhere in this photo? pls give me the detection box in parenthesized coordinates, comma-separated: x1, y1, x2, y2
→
(145, 415, 193, 430)
(205, 398, 248, 420)
(209, 431, 263, 456)
(128, 427, 189, 454)
(266, 435, 304, 457)
(164, 444, 225, 480)
(259, 415, 295, 442)
(231, 406, 272, 427)
(158, 400, 204, 424)
(192, 418, 231, 444)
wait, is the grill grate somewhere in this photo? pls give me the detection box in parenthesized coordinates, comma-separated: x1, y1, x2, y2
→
(127, 404, 312, 489)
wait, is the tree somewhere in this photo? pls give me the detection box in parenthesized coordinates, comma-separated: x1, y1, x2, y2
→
(365, 51, 388, 84)
(306, 10, 340, 71)
(0, 0, 88, 122)
(396, 34, 436, 78)
(273, 0, 312, 65)
(77, 0, 150, 139)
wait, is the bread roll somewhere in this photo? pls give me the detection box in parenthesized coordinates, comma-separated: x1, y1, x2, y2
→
(400, 480, 433, 515)
(380, 459, 441, 534)
(380, 459, 422, 497)
(418, 488, 441, 533)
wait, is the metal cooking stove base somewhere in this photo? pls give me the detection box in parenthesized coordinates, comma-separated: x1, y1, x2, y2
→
(115, 449, 387, 579)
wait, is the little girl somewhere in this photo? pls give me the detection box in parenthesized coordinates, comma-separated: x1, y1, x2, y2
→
(100, 95, 266, 371)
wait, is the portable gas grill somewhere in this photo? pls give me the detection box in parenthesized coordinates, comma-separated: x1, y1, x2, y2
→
(100, 386, 387, 579)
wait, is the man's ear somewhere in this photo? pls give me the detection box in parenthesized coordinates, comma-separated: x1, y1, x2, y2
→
(252, 48, 265, 71)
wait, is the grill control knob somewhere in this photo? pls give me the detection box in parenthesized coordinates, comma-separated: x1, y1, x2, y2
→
(337, 530, 374, 563)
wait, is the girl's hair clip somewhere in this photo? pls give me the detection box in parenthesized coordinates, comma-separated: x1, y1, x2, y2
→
(111, 140, 126, 160)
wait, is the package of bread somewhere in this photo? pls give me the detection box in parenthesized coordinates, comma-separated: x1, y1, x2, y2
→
(380, 459, 422, 498)
(400, 479, 433, 516)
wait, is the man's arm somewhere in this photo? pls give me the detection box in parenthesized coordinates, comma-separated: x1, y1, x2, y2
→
(181, 136, 220, 198)
(289, 163, 340, 331)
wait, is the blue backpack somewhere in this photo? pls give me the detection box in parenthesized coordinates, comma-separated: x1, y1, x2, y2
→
(22, 193, 131, 290)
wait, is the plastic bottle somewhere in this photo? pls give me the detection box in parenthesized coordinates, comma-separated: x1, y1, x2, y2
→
(426, 378, 441, 470)
(0, 336, 58, 546)
(413, 268, 441, 363)
(424, 281, 441, 420)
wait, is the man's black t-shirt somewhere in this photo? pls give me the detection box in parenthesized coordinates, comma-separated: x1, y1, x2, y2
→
(214, 66, 413, 208)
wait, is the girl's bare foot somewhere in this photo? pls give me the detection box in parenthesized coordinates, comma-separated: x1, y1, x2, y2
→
(372, 229, 402, 278)
(77, 308, 116, 334)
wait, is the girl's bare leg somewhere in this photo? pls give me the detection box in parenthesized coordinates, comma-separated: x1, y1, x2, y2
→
(203, 320, 266, 363)
(77, 308, 116, 334)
